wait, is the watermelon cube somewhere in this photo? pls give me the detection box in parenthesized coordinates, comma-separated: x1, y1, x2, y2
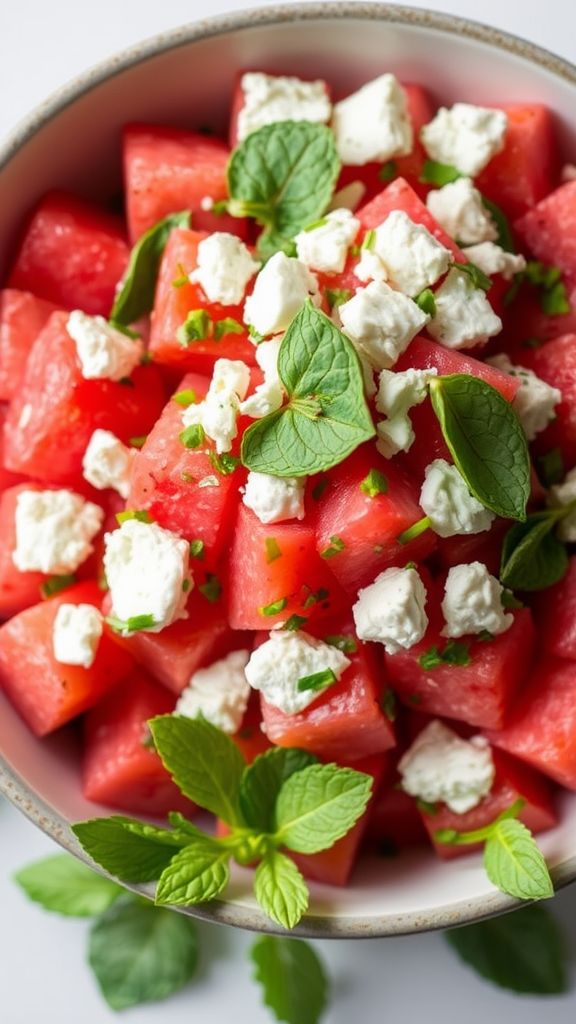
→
(477, 104, 558, 219)
(0, 289, 59, 401)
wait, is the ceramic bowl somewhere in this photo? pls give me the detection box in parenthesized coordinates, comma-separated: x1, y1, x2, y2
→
(1, 2, 576, 938)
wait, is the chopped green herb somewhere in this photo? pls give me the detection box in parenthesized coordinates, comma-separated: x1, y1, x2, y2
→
(259, 597, 288, 617)
(176, 309, 211, 346)
(416, 799, 438, 816)
(541, 280, 570, 316)
(324, 634, 358, 655)
(179, 424, 205, 449)
(311, 477, 329, 501)
(248, 325, 264, 344)
(302, 587, 330, 609)
(320, 535, 345, 559)
(453, 260, 492, 292)
(378, 160, 397, 182)
(419, 646, 444, 671)
(208, 452, 240, 475)
(213, 317, 244, 341)
(115, 509, 153, 525)
(172, 389, 197, 407)
(325, 288, 352, 310)
(189, 539, 205, 560)
(380, 689, 397, 722)
(198, 574, 222, 604)
(129, 435, 147, 449)
(264, 538, 282, 563)
(501, 589, 524, 610)
(106, 614, 156, 634)
(171, 262, 189, 288)
(282, 614, 308, 631)
(414, 288, 437, 317)
(524, 261, 561, 289)
(40, 574, 77, 599)
(398, 516, 431, 545)
(420, 159, 462, 187)
(360, 468, 388, 498)
(302, 217, 328, 232)
(362, 229, 376, 251)
(419, 640, 471, 669)
(297, 668, 337, 693)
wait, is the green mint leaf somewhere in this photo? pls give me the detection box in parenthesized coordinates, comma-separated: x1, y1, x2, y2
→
(500, 511, 569, 591)
(274, 763, 372, 854)
(14, 854, 122, 917)
(414, 288, 437, 316)
(105, 613, 156, 633)
(419, 645, 444, 670)
(240, 747, 319, 833)
(256, 230, 298, 261)
(227, 121, 340, 239)
(429, 374, 530, 520)
(324, 634, 357, 654)
(72, 817, 185, 882)
(254, 851, 309, 930)
(420, 159, 462, 186)
(89, 898, 198, 1010)
(150, 715, 245, 825)
(189, 538, 205, 559)
(176, 308, 211, 346)
(446, 904, 567, 995)
(251, 935, 329, 1024)
(297, 668, 337, 693)
(525, 261, 561, 289)
(541, 279, 570, 315)
(480, 196, 515, 253)
(241, 303, 375, 477)
(453, 260, 493, 292)
(379, 159, 397, 182)
(39, 573, 77, 598)
(537, 448, 565, 487)
(214, 316, 244, 340)
(111, 211, 190, 325)
(484, 818, 554, 900)
(359, 468, 388, 497)
(115, 508, 153, 525)
(172, 388, 197, 407)
(198, 572, 222, 603)
(282, 614, 308, 631)
(155, 843, 230, 906)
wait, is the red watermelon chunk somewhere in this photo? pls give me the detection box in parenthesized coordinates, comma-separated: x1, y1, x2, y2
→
(518, 333, 576, 469)
(477, 104, 558, 220)
(535, 558, 576, 661)
(0, 289, 59, 401)
(515, 181, 576, 283)
(0, 411, 27, 495)
(8, 192, 129, 316)
(355, 177, 466, 260)
(0, 582, 133, 736)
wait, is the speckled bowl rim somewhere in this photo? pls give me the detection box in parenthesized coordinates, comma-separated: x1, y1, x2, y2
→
(1, 1, 576, 939)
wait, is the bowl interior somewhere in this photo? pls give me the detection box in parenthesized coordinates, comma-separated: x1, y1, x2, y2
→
(1, 3, 576, 937)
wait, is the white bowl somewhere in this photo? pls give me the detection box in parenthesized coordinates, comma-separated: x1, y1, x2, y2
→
(1, 2, 576, 938)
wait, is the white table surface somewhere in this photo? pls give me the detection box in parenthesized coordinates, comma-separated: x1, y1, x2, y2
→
(2, 1, 576, 1022)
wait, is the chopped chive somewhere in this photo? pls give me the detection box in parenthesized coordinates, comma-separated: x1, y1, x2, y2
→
(106, 613, 156, 633)
(380, 688, 397, 722)
(40, 573, 77, 599)
(297, 668, 337, 693)
(264, 537, 282, 563)
(378, 160, 397, 182)
(360, 468, 388, 498)
(172, 262, 189, 288)
(302, 217, 328, 233)
(282, 614, 308, 631)
(189, 539, 205, 560)
(198, 573, 222, 603)
(324, 634, 358, 655)
(208, 452, 240, 475)
(320, 535, 345, 559)
(362, 229, 376, 251)
(129, 435, 147, 448)
(214, 317, 244, 340)
(179, 424, 205, 449)
(115, 509, 153, 525)
(398, 516, 431, 545)
(259, 597, 288, 617)
(302, 587, 330, 609)
(172, 389, 197, 407)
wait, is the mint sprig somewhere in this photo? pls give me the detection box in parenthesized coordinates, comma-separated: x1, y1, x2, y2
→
(251, 935, 329, 1024)
(241, 303, 375, 477)
(111, 210, 190, 326)
(73, 718, 372, 930)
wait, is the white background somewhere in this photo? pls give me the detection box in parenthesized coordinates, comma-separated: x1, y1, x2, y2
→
(1, 1, 576, 1022)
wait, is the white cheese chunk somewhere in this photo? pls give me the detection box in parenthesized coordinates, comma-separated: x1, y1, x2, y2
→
(243, 471, 306, 525)
(103, 519, 191, 633)
(243, 252, 320, 337)
(181, 358, 251, 454)
(549, 467, 576, 542)
(486, 353, 561, 441)
(189, 233, 260, 306)
(427, 268, 502, 349)
(374, 367, 437, 457)
(332, 73, 413, 166)
(245, 630, 350, 715)
(353, 566, 428, 655)
(441, 562, 513, 638)
(339, 281, 428, 369)
(426, 177, 497, 245)
(355, 211, 452, 296)
(399, 720, 495, 814)
(175, 650, 251, 733)
(376, 415, 414, 458)
(52, 603, 103, 669)
(420, 459, 495, 538)
(462, 242, 527, 281)
(13, 489, 104, 574)
(421, 103, 508, 177)
(295, 209, 360, 274)
(82, 429, 134, 499)
(66, 311, 143, 381)
(237, 72, 331, 142)
(240, 336, 284, 420)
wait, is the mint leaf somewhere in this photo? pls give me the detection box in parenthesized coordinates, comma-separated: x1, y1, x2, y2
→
(500, 510, 569, 590)
(72, 817, 185, 882)
(254, 852, 309, 930)
(446, 905, 567, 995)
(14, 854, 122, 917)
(480, 196, 515, 253)
(177, 308, 211, 345)
(484, 818, 554, 900)
(227, 121, 340, 239)
(453, 260, 492, 292)
(274, 763, 372, 854)
(251, 935, 329, 1024)
(240, 747, 318, 832)
(89, 899, 198, 1010)
(256, 231, 298, 261)
(429, 374, 530, 520)
(150, 715, 245, 825)
(155, 843, 230, 906)
(420, 159, 462, 186)
(111, 211, 190, 325)
(242, 303, 375, 477)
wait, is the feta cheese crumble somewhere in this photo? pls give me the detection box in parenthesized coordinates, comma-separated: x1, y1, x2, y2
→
(237, 72, 331, 143)
(487, 354, 561, 441)
(189, 233, 260, 306)
(375, 367, 437, 457)
(426, 178, 497, 245)
(66, 311, 143, 381)
(355, 211, 452, 296)
(339, 281, 429, 369)
(461, 242, 527, 281)
(352, 566, 428, 655)
(245, 630, 350, 715)
(332, 74, 413, 166)
(82, 429, 134, 499)
(421, 103, 508, 177)
(13, 489, 104, 574)
(103, 519, 191, 633)
(243, 471, 306, 524)
(441, 562, 513, 638)
(295, 209, 360, 274)
(181, 358, 251, 454)
(243, 252, 320, 338)
(398, 720, 495, 814)
(549, 467, 576, 542)
(52, 603, 103, 669)
(427, 268, 502, 349)
(240, 337, 284, 420)
(420, 459, 495, 538)
(175, 650, 251, 733)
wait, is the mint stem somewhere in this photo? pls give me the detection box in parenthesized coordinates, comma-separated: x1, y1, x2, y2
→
(398, 516, 431, 545)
